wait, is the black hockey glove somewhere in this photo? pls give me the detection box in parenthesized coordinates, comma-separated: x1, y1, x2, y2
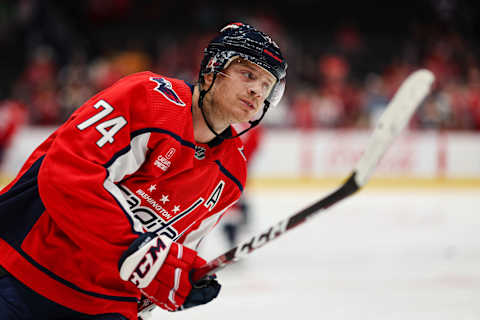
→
(179, 274, 221, 311)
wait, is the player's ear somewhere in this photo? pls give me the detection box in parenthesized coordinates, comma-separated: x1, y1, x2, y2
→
(202, 73, 214, 89)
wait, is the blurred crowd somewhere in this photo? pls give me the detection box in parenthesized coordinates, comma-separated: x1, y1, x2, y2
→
(2, 0, 480, 131)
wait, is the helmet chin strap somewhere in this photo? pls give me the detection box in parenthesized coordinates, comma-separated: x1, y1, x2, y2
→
(198, 72, 270, 140)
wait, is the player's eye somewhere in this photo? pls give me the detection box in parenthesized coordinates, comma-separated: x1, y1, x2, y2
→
(240, 70, 255, 81)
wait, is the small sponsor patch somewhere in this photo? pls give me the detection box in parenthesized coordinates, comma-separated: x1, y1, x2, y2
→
(154, 148, 176, 171)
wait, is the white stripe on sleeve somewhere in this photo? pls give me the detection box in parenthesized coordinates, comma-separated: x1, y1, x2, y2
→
(103, 132, 150, 233)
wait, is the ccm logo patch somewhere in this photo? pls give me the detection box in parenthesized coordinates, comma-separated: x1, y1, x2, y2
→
(128, 237, 167, 287)
(150, 77, 186, 106)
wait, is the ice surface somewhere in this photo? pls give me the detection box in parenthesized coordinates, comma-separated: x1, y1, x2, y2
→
(154, 187, 480, 320)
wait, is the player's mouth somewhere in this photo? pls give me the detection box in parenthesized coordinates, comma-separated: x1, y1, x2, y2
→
(240, 98, 256, 110)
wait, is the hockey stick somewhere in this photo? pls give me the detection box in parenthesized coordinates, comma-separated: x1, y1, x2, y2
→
(138, 69, 434, 317)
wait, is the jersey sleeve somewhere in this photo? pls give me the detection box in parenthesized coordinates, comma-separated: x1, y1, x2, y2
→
(37, 72, 184, 261)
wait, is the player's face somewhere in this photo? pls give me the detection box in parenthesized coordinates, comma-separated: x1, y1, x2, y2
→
(204, 59, 276, 127)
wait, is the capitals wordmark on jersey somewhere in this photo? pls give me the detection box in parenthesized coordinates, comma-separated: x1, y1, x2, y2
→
(120, 177, 227, 241)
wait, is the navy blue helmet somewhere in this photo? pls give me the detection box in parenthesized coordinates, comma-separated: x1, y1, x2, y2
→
(199, 22, 287, 107)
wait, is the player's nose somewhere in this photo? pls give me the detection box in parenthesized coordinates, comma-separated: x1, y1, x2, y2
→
(248, 81, 265, 99)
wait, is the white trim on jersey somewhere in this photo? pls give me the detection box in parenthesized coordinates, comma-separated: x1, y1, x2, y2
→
(182, 200, 238, 250)
(103, 133, 151, 233)
(108, 133, 150, 183)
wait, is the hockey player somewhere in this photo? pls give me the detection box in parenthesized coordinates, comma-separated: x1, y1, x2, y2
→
(0, 22, 287, 319)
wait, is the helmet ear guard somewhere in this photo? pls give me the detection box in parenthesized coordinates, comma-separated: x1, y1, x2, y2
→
(267, 77, 286, 107)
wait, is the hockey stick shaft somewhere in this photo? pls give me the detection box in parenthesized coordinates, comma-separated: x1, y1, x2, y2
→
(191, 172, 358, 281)
(191, 69, 435, 282)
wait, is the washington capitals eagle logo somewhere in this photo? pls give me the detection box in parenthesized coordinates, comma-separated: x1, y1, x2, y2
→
(150, 77, 186, 107)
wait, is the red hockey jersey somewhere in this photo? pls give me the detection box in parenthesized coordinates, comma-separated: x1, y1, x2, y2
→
(0, 72, 246, 319)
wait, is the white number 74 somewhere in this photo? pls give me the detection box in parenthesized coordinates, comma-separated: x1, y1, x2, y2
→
(77, 99, 127, 147)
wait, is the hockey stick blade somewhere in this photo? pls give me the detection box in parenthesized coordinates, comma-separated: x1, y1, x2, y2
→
(138, 69, 434, 317)
(191, 69, 435, 282)
(354, 69, 435, 186)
